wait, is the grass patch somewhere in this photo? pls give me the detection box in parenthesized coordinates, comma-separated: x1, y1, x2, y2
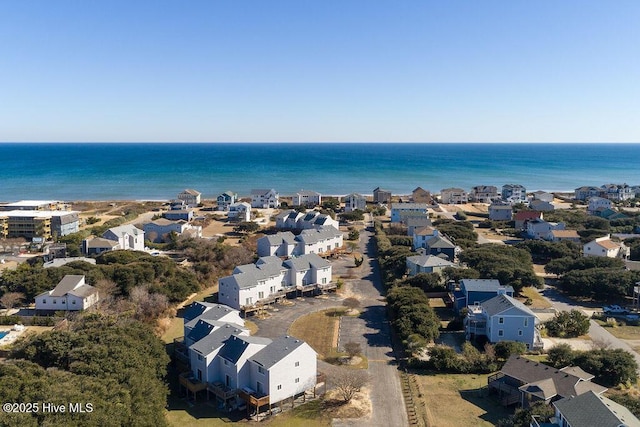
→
(594, 319, 640, 340)
(519, 286, 552, 309)
(244, 319, 259, 335)
(414, 372, 511, 427)
(288, 308, 343, 359)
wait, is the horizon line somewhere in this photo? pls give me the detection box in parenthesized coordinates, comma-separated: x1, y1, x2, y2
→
(2, 141, 640, 144)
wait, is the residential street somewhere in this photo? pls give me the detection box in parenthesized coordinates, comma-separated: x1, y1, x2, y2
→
(538, 285, 640, 373)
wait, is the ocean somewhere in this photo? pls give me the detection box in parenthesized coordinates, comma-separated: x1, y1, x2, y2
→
(0, 143, 639, 201)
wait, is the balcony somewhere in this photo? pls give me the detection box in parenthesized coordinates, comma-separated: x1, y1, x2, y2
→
(207, 381, 238, 401)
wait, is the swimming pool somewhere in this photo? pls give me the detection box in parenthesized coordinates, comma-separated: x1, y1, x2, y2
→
(0, 331, 9, 340)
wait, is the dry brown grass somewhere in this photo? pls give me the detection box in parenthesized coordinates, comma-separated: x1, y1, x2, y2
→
(288, 309, 343, 359)
(414, 373, 510, 427)
(519, 286, 552, 309)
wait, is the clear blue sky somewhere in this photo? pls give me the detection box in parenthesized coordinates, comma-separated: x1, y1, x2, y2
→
(1, 1, 639, 142)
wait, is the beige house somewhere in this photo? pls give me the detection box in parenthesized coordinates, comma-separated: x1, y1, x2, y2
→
(583, 235, 630, 259)
(412, 187, 432, 204)
(178, 189, 202, 206)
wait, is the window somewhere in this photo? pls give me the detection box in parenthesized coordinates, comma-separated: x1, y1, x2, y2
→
(295, 378, 300, 383)
(72, 300, 76, 304)
(518, 330, 523, 336)
(295, 361, 300, 367)
(258, 366, 265, 374)
(197, 354, 203, 361)
(258, 292, 264, 299)
(224, 359, 229, 366)
(42, 299, 46, 304)
(322, 278, 327, 284)
(498, 317, 504, 324)
(277, 385, 282, 390)
(53, 299, 56, 304)
(524, 318, 528, 327)
(498, 330, 504, 337)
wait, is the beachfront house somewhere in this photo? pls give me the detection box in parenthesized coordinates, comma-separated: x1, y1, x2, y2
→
(0, 210, 79, 239)
(292, 190, 322, 208)
(531, 191, 553, 203)
(217, 191, 238, 211)
(390, 203, 429, 223)
(574, 186, 603, 201)
(488, 203, 513, 221)
(218, 254, 332, 311)
(465, 294, 542, 350)
(525, 219, 565, 240)
(583, 235, 630, 259)
(440, 188, 468, 204)
(488, 356, 607, 408)
(411, 187, 432, 204)
(373, 187, 392, 204)
(228, 202, 252, 222)
(601, 183, 634, 201)
(344, 193, 367, 212)
(251, 189, 279, 209)
(502, 184, 527, 204)
(406, 254, 456, 276)
(102, 224, 145, 251)
(35, 275, 99, 312)
(178, 189, 202, 206)
(469, 186, 500, 203)
(453, 279, 514, 312)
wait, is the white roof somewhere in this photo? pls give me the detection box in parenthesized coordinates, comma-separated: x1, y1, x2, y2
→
(3, 200, 60, 207)
(1, 210, 77, 217)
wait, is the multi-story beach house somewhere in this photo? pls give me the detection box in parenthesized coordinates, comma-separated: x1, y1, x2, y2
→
(228, 202, 252, 222)
(102, 224, 145, 251)
(217, 191, 237, 211)
(218, 254, 332, 311)
(257, 226, 343, 258)
(251, 189, 279, 209)
(344, 193, 367, 212)
(601, 183, 634, 201)
(411, 187, 432, 204)
(525, 219, 565, 240)
(514, 211, 542, 230)
(373, 187, 392, 204)
(440, 188, 468, 204)
(583, 235, 630, 259)
(406, 216, 433, 236)
(0, 200, 67, 211)
(469, 186, 499, 203)
(35, 275, 99, 312)
(176, 302, 319, 415)
(390, 203, 429, 223)
(465, 294, 542, 350)
(587, 196, 612, 214)
(574, 186, 603, 201)
(163, 209, 194, 222)
(0, 210, 79, 239)
(531, 191, 553, 203)
(502, 184, 527, 204)
(452, 279, 514, 312)
(275, 210, 339, 231)
(177, 189, 202, 207)
(292, 190, 322, 207)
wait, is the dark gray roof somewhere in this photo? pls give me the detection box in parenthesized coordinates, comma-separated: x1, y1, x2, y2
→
(554, 390, 640, 427)
(218, 334, 271, 363)
(284, 253, 330, 270)
(296, 226, 341, 244)
(406, 254, 455, 269)
(425, 235, 456, 249)
(461, 279, 514, 294)
(275, 210, 294, 220)
(51, 275, 85, 297)
(85, 237, 119, 249)
(480, 294, 536, 318)
(250, 335, 309, 369)
(261, 232, 296, 246)
(187, 319, 227, 343)
(183, 301, 238, 323)
(500, 356, 607, 400)
(189, 324, 246, 356)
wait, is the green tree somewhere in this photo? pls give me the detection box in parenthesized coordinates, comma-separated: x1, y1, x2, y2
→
(544, 310, 590, 338)
(494, 341, 527, 360)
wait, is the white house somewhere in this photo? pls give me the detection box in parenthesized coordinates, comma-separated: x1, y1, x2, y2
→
(218, 254, 332, 310)
(440, 188, 468, 204)
(583, 235, 630, 259)
(292, 190, 322, 207)
(465, 294, 542, 350)
(275, 210, 304, 229)
(35, 275, 99, 311)
(102, 224, 145, 251)
(587, 196, 612, 214)
(82, 237, 120, 255)
(143, 218, 202, 243)
(251, 189, 279, 209)
(529, 200, 554, 212)
(526, 219, 565, 240)
(531, 191, 553, 203)
(344, 193, 366, 212)
(406, 254, 456, 276)
(406, 217, 433, 237)
(601, 183, 634, 201)
(228, 202, 252, 222)
(412, 226, 438, 250)
(293, 226, 343, 256)
(178, 189, 202, 206)
(276, 210, 339, 231)
(469, 186, 499, 203)
(575, 186, 603, 201)
(257, 232, 298, 258)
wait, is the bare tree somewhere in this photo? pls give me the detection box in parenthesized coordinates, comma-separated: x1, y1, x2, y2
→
(332, 369, 370, 403)
(130, 286, 169, 322)
(0, 292, 24, 314)
(344, 341, 362, 359)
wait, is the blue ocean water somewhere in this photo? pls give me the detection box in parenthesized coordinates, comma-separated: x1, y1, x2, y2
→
(0, 143, 638, 201)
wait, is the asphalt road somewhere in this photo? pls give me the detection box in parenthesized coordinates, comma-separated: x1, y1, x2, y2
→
(539, 285, 640, 372)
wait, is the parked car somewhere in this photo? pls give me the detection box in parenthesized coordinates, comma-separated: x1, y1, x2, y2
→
(603, 305, 628, 314)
